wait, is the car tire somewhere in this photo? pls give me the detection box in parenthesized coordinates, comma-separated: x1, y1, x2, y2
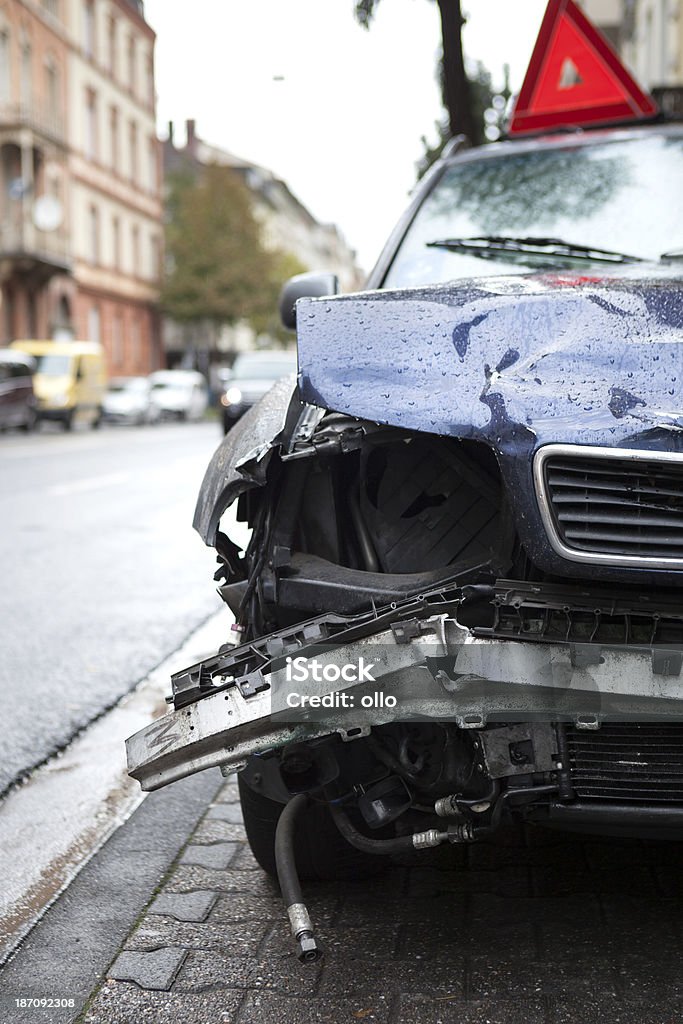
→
(237, 774, 386, 881)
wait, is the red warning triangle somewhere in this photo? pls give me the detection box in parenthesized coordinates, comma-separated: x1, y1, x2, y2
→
(509, 0, 658, 135)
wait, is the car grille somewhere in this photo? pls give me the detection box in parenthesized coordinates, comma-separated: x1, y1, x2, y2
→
(535, 445, 683, 567)
(566, 723, 683, 802)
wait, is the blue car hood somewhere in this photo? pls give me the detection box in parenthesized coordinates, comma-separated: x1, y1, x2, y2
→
(296, 268, 683, 451)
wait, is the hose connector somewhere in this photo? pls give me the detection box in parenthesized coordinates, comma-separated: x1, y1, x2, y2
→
(287, 904, 323, 963)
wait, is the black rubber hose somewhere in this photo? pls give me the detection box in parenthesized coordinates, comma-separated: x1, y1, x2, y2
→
(328, 800, 418, 855)
(275, 795, 322, 963)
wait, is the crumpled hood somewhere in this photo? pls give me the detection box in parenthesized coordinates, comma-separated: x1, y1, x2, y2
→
(296, 268, 683, 450)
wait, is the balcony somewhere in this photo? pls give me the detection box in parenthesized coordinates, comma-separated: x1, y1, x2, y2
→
(0, 102, 65, 147)
(0, 220, 70, 282)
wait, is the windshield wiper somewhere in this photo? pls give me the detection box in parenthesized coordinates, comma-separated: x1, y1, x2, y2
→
(426, 236, 645, 264)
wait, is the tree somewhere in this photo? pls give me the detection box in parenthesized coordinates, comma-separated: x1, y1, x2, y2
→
(417, 60, 500, 178)
(162, 163, 279, 332)
(355, 0, 474, 142)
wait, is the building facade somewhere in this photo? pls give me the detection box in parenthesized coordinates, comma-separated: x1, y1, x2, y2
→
(0, 0, 163, 375)
(163, 120, 362, 367)
(581, 0, 683, 92)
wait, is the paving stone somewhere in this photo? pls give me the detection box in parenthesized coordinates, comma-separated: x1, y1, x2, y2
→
(125, 916, 269, 956)
(149, 890, 219, 923)
(175, 949, 321, 995)
(263, 921, 400, 960)
(469, 956, 619, 1000)
(207, 802, 246, 823)
(179, 841, 238, 870)
(614, 955, 683, 1001)
(84, 982, 242, 1023)
(240, 991, 391, 1023)
(229, 843, 264, 871)
(318, 956, 465, 997)
(551, 996, 683, 1024)
(168, 863, 280, 896)
(213, 778, 240, 802)
(207, 891, 284, 924)
(396, 994, 547, 1023)
(408, 865, 531, 898)
(108, 948, 187, 991)
(193, 819, 247, 843)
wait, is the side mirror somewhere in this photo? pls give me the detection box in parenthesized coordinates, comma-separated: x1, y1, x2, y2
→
(279, 271, 339, 331)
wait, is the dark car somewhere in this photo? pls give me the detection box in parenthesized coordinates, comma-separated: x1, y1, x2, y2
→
(219, 350, 297, 434)
(129, 124, 683, 957)
(0, 350, 36, 432)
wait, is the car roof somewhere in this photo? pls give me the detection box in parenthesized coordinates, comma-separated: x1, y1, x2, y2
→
(0, 348, 35, 366)
(149, 370, 204, 383)
(443, 122, 683, 169)
(11, 340, 103, 355)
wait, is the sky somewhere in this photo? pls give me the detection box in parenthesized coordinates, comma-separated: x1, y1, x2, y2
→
(144, 0, 548, 272)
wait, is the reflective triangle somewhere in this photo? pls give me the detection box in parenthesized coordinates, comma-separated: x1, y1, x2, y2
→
(509, 0, 658, 135)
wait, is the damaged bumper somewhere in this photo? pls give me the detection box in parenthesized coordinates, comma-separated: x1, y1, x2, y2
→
(127, 592, 683, 792)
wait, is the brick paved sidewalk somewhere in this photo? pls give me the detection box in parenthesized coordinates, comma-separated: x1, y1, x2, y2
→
(83, 774, 683, 1024)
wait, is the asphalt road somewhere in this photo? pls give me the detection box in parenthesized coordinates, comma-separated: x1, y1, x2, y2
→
(0, 418, 229, 795)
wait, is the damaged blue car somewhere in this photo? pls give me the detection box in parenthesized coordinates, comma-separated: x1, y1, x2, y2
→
(128, 123, 683, 961)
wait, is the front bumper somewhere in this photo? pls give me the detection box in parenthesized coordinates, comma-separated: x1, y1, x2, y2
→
(127, 602, 683, 792)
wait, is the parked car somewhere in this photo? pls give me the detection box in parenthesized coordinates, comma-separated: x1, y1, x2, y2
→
(10, 340, 106, 430)
(0, 349, 36, 432)
(129, 122, 683, 961)
(218, 350, 297, 433)
(102, 376, 160, 425)
(148, 370, 208, 421)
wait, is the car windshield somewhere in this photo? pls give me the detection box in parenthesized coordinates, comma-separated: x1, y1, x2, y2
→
(231, 354, 296, 380)
(33, 354, 71, 375)
(384, 132, 683, 288)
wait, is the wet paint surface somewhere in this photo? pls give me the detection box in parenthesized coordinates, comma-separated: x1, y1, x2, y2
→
(296, 267, 683, 581)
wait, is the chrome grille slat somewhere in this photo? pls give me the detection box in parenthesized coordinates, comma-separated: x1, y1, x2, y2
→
(534, 445, 683, 567)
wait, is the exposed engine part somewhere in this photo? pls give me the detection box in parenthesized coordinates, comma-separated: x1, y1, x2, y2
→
(329, 799, 477, 854)
(478, 723, 557, 779)
(274, 795, 323, 964)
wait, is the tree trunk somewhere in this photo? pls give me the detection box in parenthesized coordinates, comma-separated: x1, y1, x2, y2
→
(437, 0, 475, 143)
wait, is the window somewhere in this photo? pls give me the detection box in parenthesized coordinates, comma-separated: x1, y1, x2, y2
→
(131, 315, 141, 365)
(127, 34, 136, 95)
(146, 54, 154, 108)
(112, 311, 123, 366)
(131, 224, 140, 273)
(112, 215, 120, 269)
(109, 104, 118, 170)
(45, 58, 59, 123)
(0, 29, 10, 104)
(20, 38, 32, 106)
(147, 136, 157, 192)
(83, 0, 95, 59)
(85, 88, 97, 159)
(150, 233, 160, 281)
(88, 304, 100, 344)
(129, 120, 138, 183)
(89, 204, 99, 263)
(108, 16, 117, 76)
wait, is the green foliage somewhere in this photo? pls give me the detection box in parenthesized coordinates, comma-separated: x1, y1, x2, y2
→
(162, 163, 280, 329)
(417, 60, 500, 178)
(250, 249, 308, 345)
